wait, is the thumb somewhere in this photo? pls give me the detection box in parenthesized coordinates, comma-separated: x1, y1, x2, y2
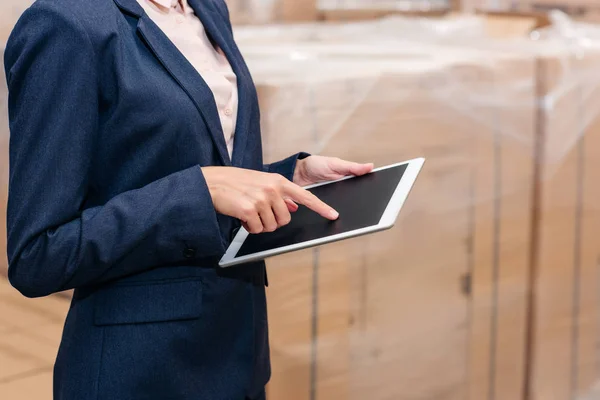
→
(349, 162, 374, 176)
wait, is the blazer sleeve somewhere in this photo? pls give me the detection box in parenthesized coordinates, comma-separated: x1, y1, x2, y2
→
(4, 4, 225, 298)
(263, 153, 311, 182)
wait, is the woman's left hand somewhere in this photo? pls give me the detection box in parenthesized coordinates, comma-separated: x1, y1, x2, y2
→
(293, 156, 374, 187)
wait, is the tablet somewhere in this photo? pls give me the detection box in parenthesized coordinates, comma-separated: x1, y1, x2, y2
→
(219, 157, 425, 268)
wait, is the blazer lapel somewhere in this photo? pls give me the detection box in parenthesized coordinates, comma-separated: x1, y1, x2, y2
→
(188, 0, 253, 168)
(113, 0, 232, 166)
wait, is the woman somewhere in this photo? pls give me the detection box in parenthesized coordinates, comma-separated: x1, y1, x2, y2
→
(4, 0, 372, 398)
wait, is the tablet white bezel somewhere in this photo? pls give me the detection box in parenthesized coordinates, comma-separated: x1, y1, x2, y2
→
(218, 157, 425, 268)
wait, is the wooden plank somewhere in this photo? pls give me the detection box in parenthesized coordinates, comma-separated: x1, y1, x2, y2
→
(463, 55, 535, 400)
(572, 54, 600, 398)
(266, 250, 315, 400)
(527, 54, 581, 400)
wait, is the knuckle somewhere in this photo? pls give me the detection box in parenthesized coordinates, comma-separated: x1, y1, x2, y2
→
(255, 194, 269, 208)
(265, 224, 277, 233)
(273, 174, 286, 185)
(264, 184, 278, 196)
(248, 222, 262, 234)
(241, 204, 255, 218)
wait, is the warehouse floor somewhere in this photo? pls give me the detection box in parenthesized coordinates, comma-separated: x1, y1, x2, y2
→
(0, 276, 68, 399)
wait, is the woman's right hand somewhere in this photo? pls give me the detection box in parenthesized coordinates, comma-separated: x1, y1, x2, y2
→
(202, 167, 339, 234)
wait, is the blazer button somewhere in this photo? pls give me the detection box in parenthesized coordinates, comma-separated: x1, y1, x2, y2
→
(183, 247, 196, 259)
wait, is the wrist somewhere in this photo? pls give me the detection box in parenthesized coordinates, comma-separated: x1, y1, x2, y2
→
(293, 158, 308, 185)
(200, 166, 222, 204)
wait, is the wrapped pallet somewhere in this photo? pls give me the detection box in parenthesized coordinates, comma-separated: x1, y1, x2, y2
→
(439, 22, 600, 397)
(241, 35, 538, 399)
(509, 28, 600, 400)
(236, 16, 600, 399)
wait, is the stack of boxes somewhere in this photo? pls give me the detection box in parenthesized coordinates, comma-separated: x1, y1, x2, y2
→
(236, 17, 600, 399)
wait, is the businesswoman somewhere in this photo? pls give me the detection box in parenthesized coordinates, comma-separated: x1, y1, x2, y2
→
(4, 0, 373, 398)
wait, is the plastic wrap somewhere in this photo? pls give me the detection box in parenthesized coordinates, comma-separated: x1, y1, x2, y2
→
(318, 0, 450, 12)
(474, 0, 599, 13)
(234, 14, 487, 44)
(226, 0, 279, 25)
(232, 15, 600, 400)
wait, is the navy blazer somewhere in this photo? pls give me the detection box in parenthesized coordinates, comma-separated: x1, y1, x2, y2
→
(4, 0, 306, 398)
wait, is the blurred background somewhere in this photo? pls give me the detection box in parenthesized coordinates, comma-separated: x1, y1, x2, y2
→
(4, 0, 600, 399)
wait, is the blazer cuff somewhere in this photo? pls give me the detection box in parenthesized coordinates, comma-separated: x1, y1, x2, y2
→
(178, 166, 226, 259)
(265, 152, 311, 182)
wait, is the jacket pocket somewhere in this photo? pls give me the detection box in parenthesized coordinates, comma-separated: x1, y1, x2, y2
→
(93, 279, 203, 326)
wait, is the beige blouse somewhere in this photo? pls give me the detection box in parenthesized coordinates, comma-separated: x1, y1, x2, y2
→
(137, 0, 239, 157)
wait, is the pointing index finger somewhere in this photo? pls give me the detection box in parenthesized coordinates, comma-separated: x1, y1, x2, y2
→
(282, 181, 339, 220)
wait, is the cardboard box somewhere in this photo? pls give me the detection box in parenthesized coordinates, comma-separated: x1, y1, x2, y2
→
(226, 0, 318, 25)
(256, 75, 375, 164)
(464, 54, 536, 400)
(314, 68, 476, 399)
(256, 30, 600, 398)
(476, 11, 551, 37)
(259, 50, 537, 399)
(278, 0, 318, 22)
(525, 49, 600, 400)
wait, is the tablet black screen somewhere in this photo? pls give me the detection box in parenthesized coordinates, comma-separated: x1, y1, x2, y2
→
(236, 163, 408, 257)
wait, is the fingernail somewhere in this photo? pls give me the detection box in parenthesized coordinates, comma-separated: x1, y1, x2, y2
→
(330, 210, 339, 219)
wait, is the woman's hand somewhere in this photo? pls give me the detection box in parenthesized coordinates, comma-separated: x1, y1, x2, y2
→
(202, 167, 339, 234)
(293, 156, 374, 187)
